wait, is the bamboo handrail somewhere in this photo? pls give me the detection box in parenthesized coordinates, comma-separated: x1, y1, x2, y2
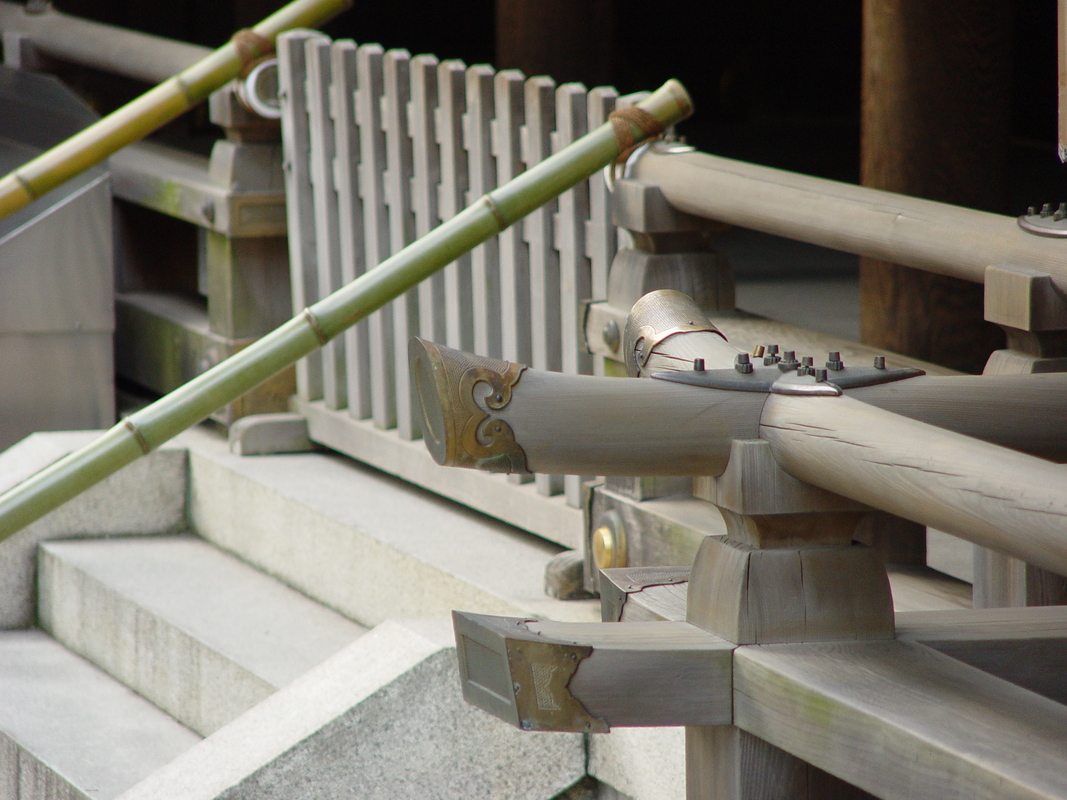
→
(0, 0, 353, 221)
(630, 147, 1067, 291)
(0, 79, 694, 541)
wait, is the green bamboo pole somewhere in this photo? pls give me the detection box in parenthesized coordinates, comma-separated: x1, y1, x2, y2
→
(0, 79, 692, 541)
(0, 0, 352, 220)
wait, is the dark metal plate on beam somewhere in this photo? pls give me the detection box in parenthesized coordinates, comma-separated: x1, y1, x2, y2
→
(652, 365, 925, 394)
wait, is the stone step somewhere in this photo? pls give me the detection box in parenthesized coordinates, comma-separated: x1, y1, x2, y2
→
(0, 629, 200, 800)
(38, 534, 367, 737)
(118, 619, 585, 800)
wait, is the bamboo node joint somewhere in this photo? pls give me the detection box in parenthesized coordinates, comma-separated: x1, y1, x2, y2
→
(123, 418, 152, 455)
(302, 308, 330, 346)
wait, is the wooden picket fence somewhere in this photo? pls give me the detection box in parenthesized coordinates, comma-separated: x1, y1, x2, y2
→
(278, 30, 634, 547)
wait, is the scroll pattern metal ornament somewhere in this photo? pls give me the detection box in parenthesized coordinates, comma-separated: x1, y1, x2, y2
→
(458, 362, 529, 473)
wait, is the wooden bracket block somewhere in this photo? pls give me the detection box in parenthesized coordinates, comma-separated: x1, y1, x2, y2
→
(611, 178, 712, 235)
(984, 264, 1067, 332)
(686, 536, 895, 645)
(695, 439, 865, 518)
(453, 611, 733, 731)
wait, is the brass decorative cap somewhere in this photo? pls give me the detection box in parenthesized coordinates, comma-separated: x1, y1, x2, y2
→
(409, 338, 531, 474)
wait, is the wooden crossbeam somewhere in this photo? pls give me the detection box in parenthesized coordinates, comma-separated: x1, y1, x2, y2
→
(452, 612, 732, 731)
(734, 639, 1067, 800)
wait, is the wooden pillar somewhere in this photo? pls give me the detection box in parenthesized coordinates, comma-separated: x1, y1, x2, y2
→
(495, 0, 615, 87)
(860, 0, 1013, 374)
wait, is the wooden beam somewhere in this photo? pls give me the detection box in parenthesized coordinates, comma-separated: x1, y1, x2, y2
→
(452, 612, 733, 731)
(761, 393, 1067, 578)
(734, 639, 1067, 800)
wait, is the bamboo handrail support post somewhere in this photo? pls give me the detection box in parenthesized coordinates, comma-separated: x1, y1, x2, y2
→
(0, 79, 694, 542)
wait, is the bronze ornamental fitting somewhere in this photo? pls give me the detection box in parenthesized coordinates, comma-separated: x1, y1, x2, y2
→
(409, 337, 531, 474)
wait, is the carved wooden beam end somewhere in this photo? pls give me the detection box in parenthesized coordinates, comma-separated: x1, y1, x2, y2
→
(410, 336, 762, 476)
(409, 337, 530, 473)
(453, 611, 733, 732)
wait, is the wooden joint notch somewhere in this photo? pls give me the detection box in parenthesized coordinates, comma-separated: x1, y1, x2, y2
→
(599, 566, 691, 622)
(452, 611, 733, 732)
(985, 264, 1067, 332)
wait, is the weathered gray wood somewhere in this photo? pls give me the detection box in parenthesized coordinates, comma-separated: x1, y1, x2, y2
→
(599, 566, 691, 622)
(355, 44, 394, 429)
(494, 69, 531, 365)
(555, 83, 592, 508)
(409, 339, 763, 476)
(492, 69, 534, 486)
(294, 397, 584, 547)
(687, 725, 874, 800)
(330, 40, 373, 420)
(734, 638, 1067, 800)
(522, 76, 564, 498)
(761, 393, 1067, 579)
(686, 535, 894, 645)
(305, 37, 345, 409)
(586, 86, 619, 378)
(437, 59, 473, 353)
(630, 148, 1067, 294)
(277, 30, 326, 401)
(383, 49, 419, 439)
(465, 64, 501, 359)
(409, 54, 445, 344)
(454, 612, 733, 730)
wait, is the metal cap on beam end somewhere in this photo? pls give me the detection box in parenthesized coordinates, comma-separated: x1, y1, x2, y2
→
(452, 611, 608, 733)
(409, 338, 531, 474)
(623, 290, 727, 377)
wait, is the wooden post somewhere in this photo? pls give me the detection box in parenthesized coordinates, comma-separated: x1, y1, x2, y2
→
(860, 0, 1013, 374)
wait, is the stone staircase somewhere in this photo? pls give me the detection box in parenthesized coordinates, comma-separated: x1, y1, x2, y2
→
(0, 424, 969, 800)
(0, 427, 614, 800)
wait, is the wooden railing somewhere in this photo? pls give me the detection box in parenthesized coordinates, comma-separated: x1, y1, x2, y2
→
(279, 30, 633, 547)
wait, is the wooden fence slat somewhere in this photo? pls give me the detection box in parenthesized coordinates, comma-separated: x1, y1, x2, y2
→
(437, 59, 474, 352)
(277, 30, 325, 400)
(356, 44, 395, 430)
(586, 86, 619, 379)
(384, 49, 419, 439)
(523, 75, 563, 498)
(465, 64, 501, 359)
(492, 69, 534, 486)
(331, 40, 372, 420)
(555, 82, 592, 508)
(410, 54, 445, 345)
(493, 69, 531, 367)
(306, 37, 346, 410)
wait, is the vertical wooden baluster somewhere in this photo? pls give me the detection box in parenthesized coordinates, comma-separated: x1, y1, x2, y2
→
(356, 44, 394, 429)
(586, 85, 619, 379)
(306, 37, 345, 410)
(555, 82, 591, 507)
(437, 59, 473, 352)
(277, 30, 326, 401)
(332, 40, 372, 420)
(494, 69, 530, 367)
(493, 69, 533, 486)
(523, 75, 563, 497)
(465, 64, 501, 359)
(410, 54, 445, 344)
(384, 49, 419, 439)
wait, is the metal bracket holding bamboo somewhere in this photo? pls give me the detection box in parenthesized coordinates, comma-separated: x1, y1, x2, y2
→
(0, 0, 353, 221)
(0, 78, 694, 541)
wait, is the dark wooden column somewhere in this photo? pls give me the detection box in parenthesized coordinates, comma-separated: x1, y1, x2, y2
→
(860, 0, 1013, 374)
(495, 0, 615, 86)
